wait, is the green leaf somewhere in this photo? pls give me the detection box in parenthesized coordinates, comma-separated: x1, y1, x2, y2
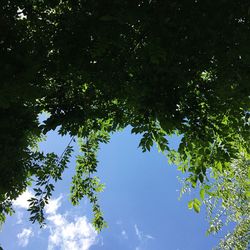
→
(217, 162, 223, 172)
(200, 189, 205, 200)
(198, 174, 204, 183)
(188, 200, 193, 209)
(193, 203, 200, 213)
(193, 198, 201, 206)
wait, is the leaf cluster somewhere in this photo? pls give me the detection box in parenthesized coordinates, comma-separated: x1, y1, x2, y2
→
(0, 0, 249, 236)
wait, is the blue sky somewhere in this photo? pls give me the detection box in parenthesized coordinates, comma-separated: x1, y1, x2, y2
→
(0, 127, 223, 250)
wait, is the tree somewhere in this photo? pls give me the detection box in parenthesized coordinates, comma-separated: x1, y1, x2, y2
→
(205, 152, 250, 249)
(177, 142, 249, 249)
(0, 0, 249, 246)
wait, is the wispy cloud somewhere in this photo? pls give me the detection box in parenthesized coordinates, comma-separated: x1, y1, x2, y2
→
(134, 224, 154, 250)
(134, 224, 154, 241)
(121, 230, 128, 240)
(135, 224, 143, 241)
(17, 228, 34, 247)
(145, 234, 154, 240)
(116, 220, 122, 225)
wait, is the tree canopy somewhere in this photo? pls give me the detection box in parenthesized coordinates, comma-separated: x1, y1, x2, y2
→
(0, 0, 249, 247)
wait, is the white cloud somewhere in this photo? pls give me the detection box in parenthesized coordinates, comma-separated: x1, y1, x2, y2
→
(45, 195, 62, 215)
(17, 228, 34, 247)
(16, 211, 24, 224)
(14, 193, 97, 250)
(45, 195, 97, 250)
(47, 214, 97, 250)
(13, 190, 63, 215)
(13, 190, 33, 209)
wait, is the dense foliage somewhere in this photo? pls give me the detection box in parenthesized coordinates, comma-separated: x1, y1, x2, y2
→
(0, 0, 249, 247)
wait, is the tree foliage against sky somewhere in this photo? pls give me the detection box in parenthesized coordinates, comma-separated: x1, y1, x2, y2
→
(0, 0, 249, 247)
(205, 153, 250, 249)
